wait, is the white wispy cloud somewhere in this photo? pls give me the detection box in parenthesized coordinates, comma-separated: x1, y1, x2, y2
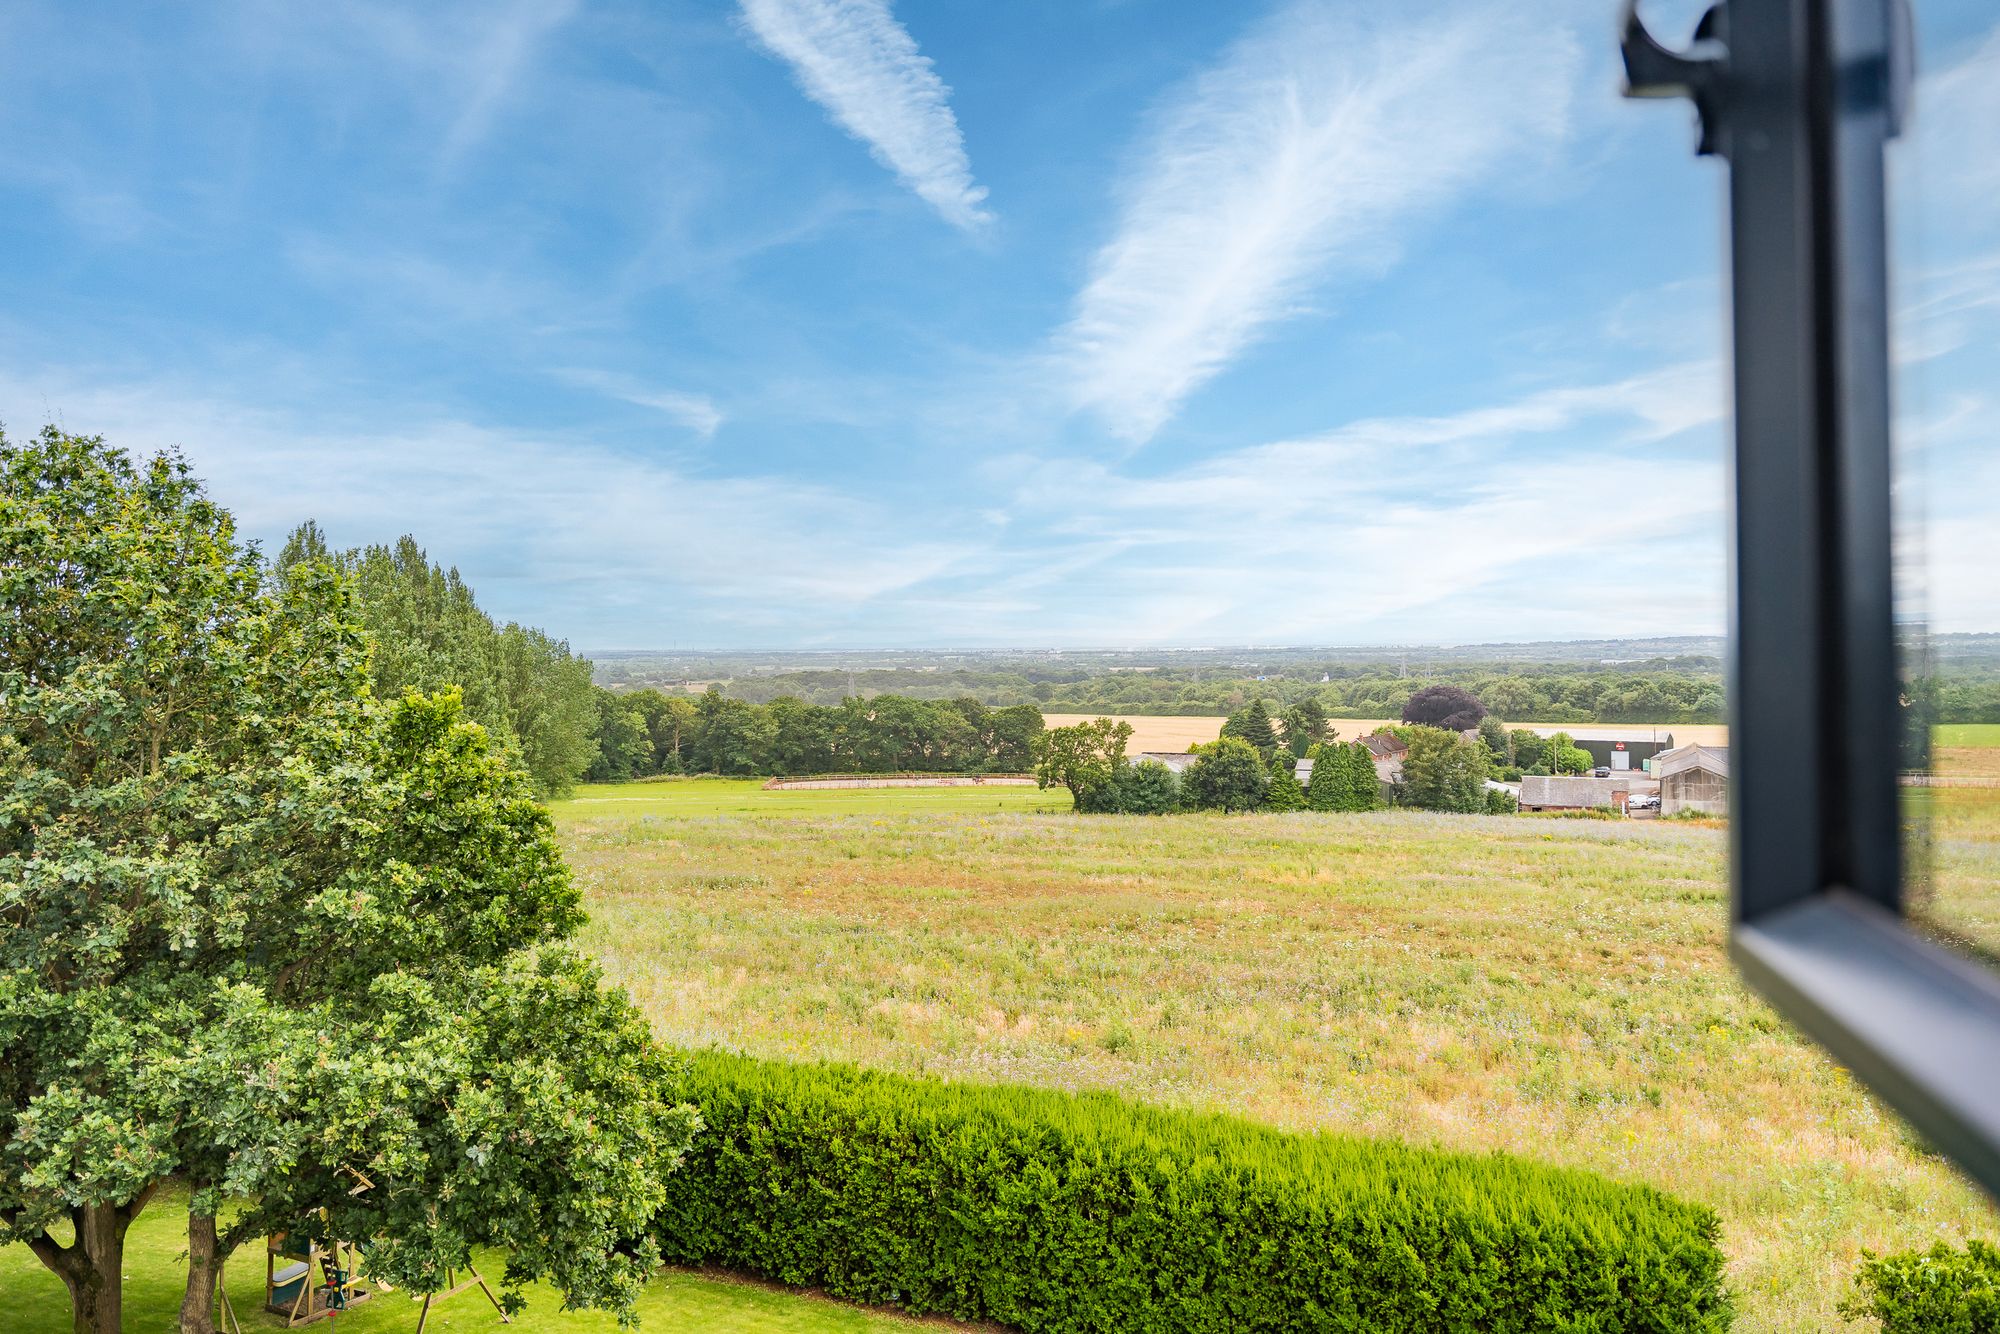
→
(995, 361, 1729, 644)
(1058, 2, 1580, 442)
(551, 367, 724, 437)
(736, 0, 990, 229)
(1, 369, 971, 643)
(439, 0, 582, 164)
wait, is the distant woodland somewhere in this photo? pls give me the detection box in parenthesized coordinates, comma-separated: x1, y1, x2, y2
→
(594, 638, 2000, 727)
(278, 529, 2000, 794)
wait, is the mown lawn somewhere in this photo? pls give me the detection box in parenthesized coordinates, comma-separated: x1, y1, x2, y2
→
(1936, 723, 2000, 748)
(564, 778, 1068, 817)
(553, 785, 2000, 1333)
(0, 1188, 943, 1334)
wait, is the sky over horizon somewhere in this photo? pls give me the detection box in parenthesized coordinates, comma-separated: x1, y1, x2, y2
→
(3, 0, 1995, 651)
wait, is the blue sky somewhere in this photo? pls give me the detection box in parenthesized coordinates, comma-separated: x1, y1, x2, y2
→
(2, 0, 1995, 650)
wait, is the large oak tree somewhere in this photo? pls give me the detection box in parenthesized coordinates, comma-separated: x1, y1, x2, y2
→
(1, 429, 699, 1334)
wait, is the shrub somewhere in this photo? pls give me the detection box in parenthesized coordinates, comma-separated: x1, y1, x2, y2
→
(1399, 726, 1491, 813)
(658, 1052, 1731, 1333)
(1079, 759, 1180, 814)
(1265, 753, 1307, 811)
(1841, 1240, 2000, 1332)
(1180, 736, 1267, 812)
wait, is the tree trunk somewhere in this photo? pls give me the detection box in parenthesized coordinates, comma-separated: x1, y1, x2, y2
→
(58, 1203, 129, 1334)
(179, 1209, 221, 1334)
(25, 1189, 155, 1334)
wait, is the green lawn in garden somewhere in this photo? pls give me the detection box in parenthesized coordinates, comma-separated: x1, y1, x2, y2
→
(0, 1189, 936, 1334)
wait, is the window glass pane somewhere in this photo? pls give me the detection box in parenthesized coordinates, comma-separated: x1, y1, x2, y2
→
(1895, 6, 2000, 960)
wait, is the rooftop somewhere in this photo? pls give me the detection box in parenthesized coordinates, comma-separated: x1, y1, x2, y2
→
(1656, 743, 1730, 780)
(1519, 775, 1632, 808)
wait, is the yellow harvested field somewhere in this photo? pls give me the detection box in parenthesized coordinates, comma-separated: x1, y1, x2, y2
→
(1647, 723, 1730, 747)
(1040, 714, 1225, 751)
(1042, 713, 1729, 753)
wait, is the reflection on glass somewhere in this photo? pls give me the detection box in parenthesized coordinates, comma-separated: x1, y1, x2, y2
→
(1894, 13, 2000, 963)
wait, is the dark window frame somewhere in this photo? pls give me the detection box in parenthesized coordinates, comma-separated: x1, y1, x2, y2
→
(1624, 0, 2000, 1199)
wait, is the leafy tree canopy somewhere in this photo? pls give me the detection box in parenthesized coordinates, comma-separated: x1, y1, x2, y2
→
(1221, 698, 1280, 757)
(1339, 741, 1385, 812)
(1544, 731, 1596, 775)
(1032, 718, 1133, 809)
(1397, 726, 1492, 813)
(276, 526, 598, 798)
(1279, 698, 1330, 758)
(597, 689, 1043, 779)
(1181, 737, 1267, 813)
(0, 429, 698, 1334)
(1402, 684, 1489, 732)
(1264, 754, 1306, 812)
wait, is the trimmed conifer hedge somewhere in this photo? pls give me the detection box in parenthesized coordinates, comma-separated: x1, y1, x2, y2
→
(657, 1052, 1731, 1331)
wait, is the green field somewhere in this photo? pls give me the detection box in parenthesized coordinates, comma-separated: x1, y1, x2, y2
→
(565, 778, 1069, 817)
(1937, 723, 2000, 748)
(0, 1191, 932, 1334)
(14, 775, 1997, 1331)
(550, 781, 2000, 1333)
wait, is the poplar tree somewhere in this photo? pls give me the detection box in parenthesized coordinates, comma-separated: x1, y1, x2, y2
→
(1339, 742, 1385, 812)
(1222, 699, 1279, 758)
(1305, 743, 1342, 812)
(1265, 753, 1307, 812)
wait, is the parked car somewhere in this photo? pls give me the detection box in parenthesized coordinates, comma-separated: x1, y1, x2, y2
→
(1593, 766, 1611, 778)
(1628, 793, 1660, 811)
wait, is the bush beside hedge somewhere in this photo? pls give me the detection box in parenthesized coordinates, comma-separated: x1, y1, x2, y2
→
(657, 1052, 1731, 1331)
(1842, 1240, 2000, 1332)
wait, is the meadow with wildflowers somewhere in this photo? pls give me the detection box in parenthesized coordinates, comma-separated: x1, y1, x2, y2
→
(555, 787, 2000, 1331)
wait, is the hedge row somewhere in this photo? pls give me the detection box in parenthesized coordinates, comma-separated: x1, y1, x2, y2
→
(657, 1052, 1731, 1331)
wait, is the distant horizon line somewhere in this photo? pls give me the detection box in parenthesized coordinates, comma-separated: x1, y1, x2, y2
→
(576, 628, 2000, 658)
(580, 634, 1735, 657)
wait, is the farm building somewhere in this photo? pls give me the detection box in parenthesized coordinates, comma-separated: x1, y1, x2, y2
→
(1519, 775, 1634, 813)
(1656, 744, 1729, 815)
(1522, 726, 1677, 772)
(1138, 750, 1316, 786)
(1359, 731, 1408, 786)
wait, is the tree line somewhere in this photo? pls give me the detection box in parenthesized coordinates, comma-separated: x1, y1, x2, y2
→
(588, 687, 1044, 780)
(605, 662, 1736, 723)
(1030, 683, 1620, 818)
(267, 529, 1053, 793)
(1033, 715, 1515, 818)
(276, 526, 598, 797)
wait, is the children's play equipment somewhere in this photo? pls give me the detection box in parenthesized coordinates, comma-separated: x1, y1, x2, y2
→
(265, 1230, 372, 1326)
(414, 1264, 511, 1334)
(229, 1219, 509, 1331)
